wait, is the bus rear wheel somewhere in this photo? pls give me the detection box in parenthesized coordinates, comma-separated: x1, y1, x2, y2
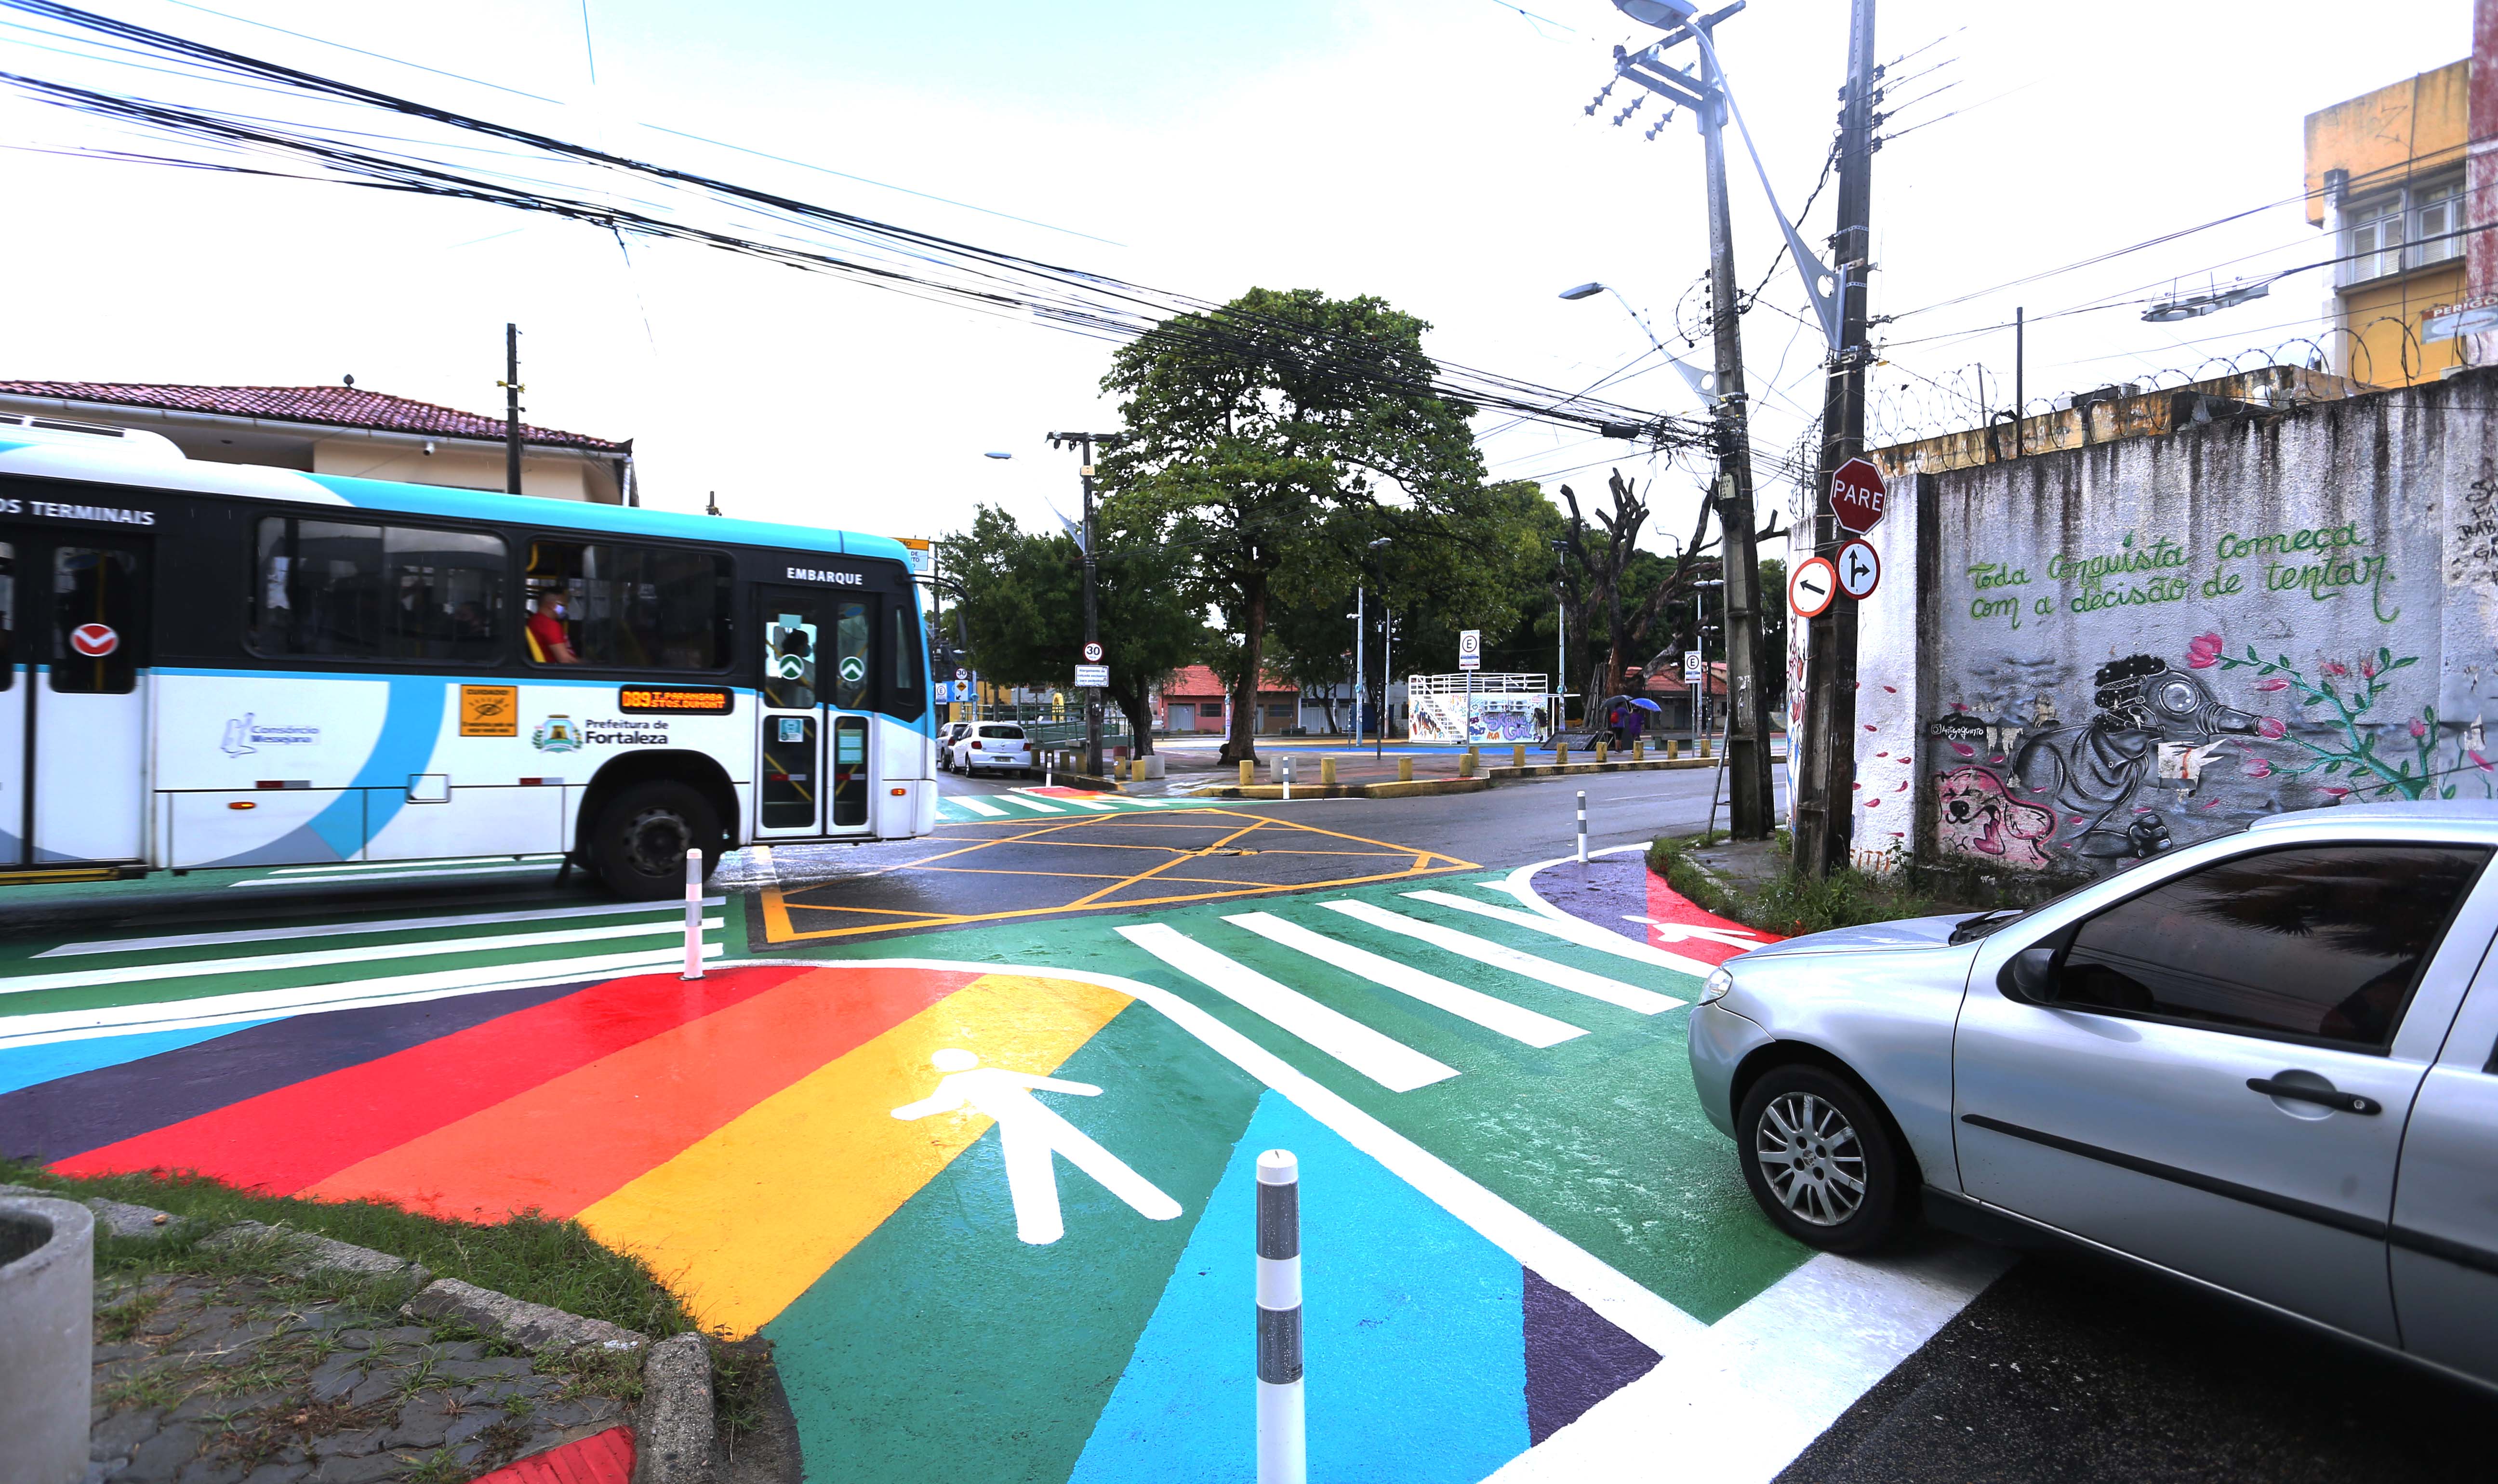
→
(587, 780, 722, 900)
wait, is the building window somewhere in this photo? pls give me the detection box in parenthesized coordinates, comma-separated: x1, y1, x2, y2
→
(2412, 177, 2464, 268)
(2339, 172, 2465, 285)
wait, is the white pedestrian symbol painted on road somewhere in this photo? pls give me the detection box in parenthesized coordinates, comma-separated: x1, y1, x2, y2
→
(890, 1048, 1182, 1245)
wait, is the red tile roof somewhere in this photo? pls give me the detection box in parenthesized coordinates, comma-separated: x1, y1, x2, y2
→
(0, 381, 624, 451)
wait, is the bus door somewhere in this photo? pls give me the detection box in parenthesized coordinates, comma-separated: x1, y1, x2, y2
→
(0, 530, 150, 866)
(755, 587, 874, 839)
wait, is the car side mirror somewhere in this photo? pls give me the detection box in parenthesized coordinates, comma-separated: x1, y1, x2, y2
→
(2003, 947, 2060, 1004)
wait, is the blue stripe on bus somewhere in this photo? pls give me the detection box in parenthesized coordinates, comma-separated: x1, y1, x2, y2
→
(302, 473, 914, 568)
(305, 675, 445, 858)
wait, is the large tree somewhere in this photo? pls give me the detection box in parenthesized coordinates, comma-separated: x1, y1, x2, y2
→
(1099, 288, 1488, 764)
(1555, 467, 1719, 715)
(937, 503, 1205, 755)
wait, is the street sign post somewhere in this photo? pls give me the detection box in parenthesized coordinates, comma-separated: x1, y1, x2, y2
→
(1682, 649, 1701, 684)
(1834, 540, 1880, 601)
(1075, 663, 1109, 689)
(1457, 630, 1481, 672)
(1788, 556, 1838, 619)
(1830, 457, 1887, 533)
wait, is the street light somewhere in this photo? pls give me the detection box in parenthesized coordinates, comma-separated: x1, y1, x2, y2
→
(1363, 537, 1391, 757)
(1047, 430, 1124, 776)
(1558, 281, 1719, 407)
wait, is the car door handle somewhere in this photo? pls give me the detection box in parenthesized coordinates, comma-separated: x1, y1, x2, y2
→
(2246, 1077, 2380, 1115)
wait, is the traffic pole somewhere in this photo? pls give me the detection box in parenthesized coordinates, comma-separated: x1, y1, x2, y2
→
(1256, 1150, 1304, 1484)
(1576, 790, 1589, 864)
(680, 849, 704, 980)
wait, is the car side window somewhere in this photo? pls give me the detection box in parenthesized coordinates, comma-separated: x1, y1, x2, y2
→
(2044, 844, 2490, 1051)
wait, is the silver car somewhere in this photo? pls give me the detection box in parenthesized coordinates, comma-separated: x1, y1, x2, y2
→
(1689, 799, 2498, 1391)
(950, 722, 1036, 778)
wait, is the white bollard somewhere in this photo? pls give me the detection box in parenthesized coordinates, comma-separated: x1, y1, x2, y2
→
(1256, 1150, 1304, 1484)
(1576, 790, 1588, 864)
(681, 848, 704, 980)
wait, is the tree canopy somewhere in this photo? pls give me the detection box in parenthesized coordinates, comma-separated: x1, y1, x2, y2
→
(1098, 286, 1496, 762)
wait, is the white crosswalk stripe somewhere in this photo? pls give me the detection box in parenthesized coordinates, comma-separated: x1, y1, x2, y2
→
(1116, 923, 1459, 1092)
(1221, 912, 1587, 1048)
(1406, 889, 1721, 978)
(0, 918, 725, 997)
(1314, 901, 1685, 1015)
(996, 795, 1063, 813)
(949, 795, 1009, 818)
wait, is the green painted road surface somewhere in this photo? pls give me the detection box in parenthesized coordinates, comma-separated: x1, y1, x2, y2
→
(814, 874, 1809, 1329)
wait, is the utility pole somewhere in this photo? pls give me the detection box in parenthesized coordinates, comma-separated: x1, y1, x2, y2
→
(1692, 6, 1773, 841)
(1795, 0, 1879, 879)
(500, 323, 523, 496)
(1048, 431, 1117, 778)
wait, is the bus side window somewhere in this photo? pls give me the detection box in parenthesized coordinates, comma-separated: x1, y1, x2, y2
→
(0, 540, 13, 690)
(526, 539, 731, 671)
(887, 598, 925, 721)
(252, 517, 506, 663)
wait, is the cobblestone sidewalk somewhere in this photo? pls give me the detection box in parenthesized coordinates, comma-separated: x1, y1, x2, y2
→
(84, 1244, 637, 1483)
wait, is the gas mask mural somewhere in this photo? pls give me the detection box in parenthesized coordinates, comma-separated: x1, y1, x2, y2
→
(2007, 654, 2264, 859)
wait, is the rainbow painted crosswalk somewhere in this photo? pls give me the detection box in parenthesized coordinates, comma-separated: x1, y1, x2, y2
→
(0, 869, 1834, 1483)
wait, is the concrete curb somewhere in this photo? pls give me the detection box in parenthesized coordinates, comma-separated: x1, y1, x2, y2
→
(401, 1275, 646, 1353)
(1201, 777, 1492, 801)
(205, 1220, 433, 1289)
(633, 1332, 717, 1484)
(1487, 757, 1716, 780)
(0, 1185, 180, 1243)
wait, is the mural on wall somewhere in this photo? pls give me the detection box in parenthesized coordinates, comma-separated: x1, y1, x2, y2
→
(1934, 631, 2496, 872)
(1936, 764, 2054, 868)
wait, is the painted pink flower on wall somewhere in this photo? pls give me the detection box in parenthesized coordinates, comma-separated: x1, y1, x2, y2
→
(2243, 757, 2273, 779)
(2254, 677, 2290, 692)
(2258, 717, 2286, 739)
(2409, 716, 2429, 739)
(2186, 633, 2223, 669)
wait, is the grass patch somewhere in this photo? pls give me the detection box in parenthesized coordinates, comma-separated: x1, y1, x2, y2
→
(713, 1334, 778, 1456)
(1648, 833, 1940, 938)
(0, 1158, 692, 1339)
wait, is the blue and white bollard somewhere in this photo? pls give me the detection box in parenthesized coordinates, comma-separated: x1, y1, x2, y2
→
(1576, 790, 1588, 864)
(681, 848, 704, 981)
(1256, 1149, 1304, 1484)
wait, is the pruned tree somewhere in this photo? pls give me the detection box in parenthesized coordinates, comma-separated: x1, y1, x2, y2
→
(1099, 287, 1487, 764)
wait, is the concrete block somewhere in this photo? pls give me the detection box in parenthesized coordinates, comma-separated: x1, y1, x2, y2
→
(1512, 744, 1526, 768)
(1133, 754, 1166, 780)
(1320, 757, 1337, 787)
(1237, 759, 1253, 786)
(202, 1223, 429, 1289)
(1396, 757, 1414, 782)
(1, 1196, 93, 1484)
(87, 1199, 176, 1241)
(631, 1333, 715, 1484)
(401, 1278, 647, 1354)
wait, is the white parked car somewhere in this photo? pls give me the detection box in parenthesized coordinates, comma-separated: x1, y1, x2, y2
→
(950, 723, 1036, 778)
(935, 721, 973, 771)
(1688, 800, 2498, 1392)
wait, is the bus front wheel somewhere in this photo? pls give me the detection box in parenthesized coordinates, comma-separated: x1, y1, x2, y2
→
(587, 780, 722, 900)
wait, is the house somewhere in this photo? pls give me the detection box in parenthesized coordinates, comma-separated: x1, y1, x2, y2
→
(2303, 39, 2494, 386)
(1639, 660, 1726, 735)
(0, 380, 633, 503)
(1154, 665, 1301, 735)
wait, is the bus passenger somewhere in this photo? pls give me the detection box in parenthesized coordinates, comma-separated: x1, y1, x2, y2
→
(529, 594, 580, 663)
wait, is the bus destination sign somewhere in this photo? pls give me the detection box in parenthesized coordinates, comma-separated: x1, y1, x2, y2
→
(618, 686, 735, 716)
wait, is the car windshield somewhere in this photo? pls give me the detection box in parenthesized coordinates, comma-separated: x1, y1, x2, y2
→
(1942, 824, 2246, 944)
(980, 726, 1023, 739)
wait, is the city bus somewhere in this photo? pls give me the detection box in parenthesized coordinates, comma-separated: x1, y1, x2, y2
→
(0, 417, 936, 898)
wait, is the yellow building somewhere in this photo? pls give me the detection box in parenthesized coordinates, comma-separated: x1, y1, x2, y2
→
(2304, 60, 2474, 386)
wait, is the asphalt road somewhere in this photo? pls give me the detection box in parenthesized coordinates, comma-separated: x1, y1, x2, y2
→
(7, 766, 2487, 1481)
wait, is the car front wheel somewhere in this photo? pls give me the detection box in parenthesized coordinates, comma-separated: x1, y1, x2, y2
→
(1735, 1064, 1904, 1254)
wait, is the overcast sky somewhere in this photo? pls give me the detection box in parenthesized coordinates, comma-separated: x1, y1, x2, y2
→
(0, 0, 2470, 556)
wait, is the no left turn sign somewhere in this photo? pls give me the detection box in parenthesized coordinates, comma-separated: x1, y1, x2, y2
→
(1788, 557, 1837, 619)
(1834, 540, 1881, 601)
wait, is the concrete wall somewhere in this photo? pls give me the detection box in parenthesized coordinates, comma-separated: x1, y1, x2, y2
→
(1850, 368, 2498, 884)
(309, 439, 615, 502)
